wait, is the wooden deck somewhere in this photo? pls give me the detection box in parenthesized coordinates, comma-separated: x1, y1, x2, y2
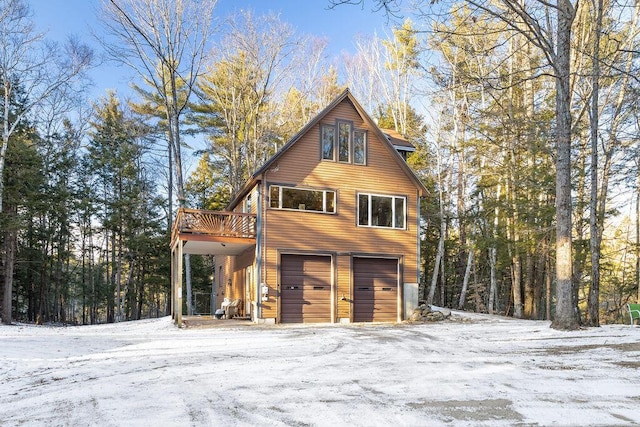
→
(171, 208, 257, 247)
(171, 208, 257, 256)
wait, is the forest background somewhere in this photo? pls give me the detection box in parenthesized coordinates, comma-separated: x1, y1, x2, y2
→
(1, 0, 639, 327)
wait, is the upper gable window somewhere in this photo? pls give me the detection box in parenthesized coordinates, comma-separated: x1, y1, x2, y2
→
(338, 122, 350, 162)
(270, 185, 336, 214)
(354, 130, 366, 164)
(321, 125, 335, 160)
(321, 121, 366, 165)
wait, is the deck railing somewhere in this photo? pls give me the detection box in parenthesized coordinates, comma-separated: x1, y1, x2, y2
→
(172, 208, 257, 242)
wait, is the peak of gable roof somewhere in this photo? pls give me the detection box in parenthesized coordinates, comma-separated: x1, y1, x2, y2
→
(226, 88, 427, 210)
(250, 88, 354, 179)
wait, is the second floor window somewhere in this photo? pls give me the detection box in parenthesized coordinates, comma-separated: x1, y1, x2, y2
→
(321, 121, 366, 165)
(270, 185, 336, 214)
(358, 193, 406, 229)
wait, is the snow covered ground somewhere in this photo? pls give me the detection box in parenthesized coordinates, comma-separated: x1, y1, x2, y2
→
(1, 311, 639, 426)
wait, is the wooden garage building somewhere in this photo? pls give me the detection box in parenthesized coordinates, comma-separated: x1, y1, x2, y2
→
(171, 89, 428, 324)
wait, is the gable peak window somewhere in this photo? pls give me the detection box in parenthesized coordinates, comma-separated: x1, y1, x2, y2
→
(321, 120, 366, 165)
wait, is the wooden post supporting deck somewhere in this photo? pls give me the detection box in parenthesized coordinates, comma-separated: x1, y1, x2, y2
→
(176, 239, 183, 326)
(171, 238, 183, 327)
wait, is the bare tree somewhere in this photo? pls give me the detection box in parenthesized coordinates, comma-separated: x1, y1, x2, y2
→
(426, 112, 447, 306)
(344, 21, 422, 134)
(1, 0, 92, 214)
(195, 11, 302, 194)
(100, 0, 216, 317)
(0, 0, 92, 324)
(587, 0, 603, 327)
(583, 0, 640, 326)
(100, 0, 215, 211)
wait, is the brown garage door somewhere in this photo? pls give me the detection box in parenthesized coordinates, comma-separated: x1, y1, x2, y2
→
(353, 258, 398, 322)
(281, 254, 332, 323)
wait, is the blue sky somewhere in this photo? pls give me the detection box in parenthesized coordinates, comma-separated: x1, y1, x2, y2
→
(31, 0, 396, 101)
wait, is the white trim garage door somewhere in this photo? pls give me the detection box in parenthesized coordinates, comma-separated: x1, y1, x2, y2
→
(353, 257, 398, 322)
(280, 254, 332, 323)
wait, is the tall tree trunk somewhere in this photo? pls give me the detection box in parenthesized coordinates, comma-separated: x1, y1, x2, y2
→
(574, 133, 588, 321)
(511, 253, 523, 318)
(116, 213, 123, 323)
(89, 233, 96, 325)
(457, 126, 468, 307)
(507, 28, 522, 319)
(637, 175, 640, 304)
(545, 239, 553, 320)
(1, 108, 10, 324)
(37, 236, 48, 324)
(637, 168, 640, 304)
(458, 245, 473, 310)
(137, 263, 146, 320)
(108, 231, 116, 323)
(524, 251, 535, 318)
(551, 0, 580, 330)
(524, 40, 537, 320)
(440, 248, 446, 306)
(428, 136, 446, 306)
(2, 228, 16, 324)
(508, 180, 523, 318)
(587, 0, 603, 327)
(82, 236, 87, 325)
(428, 220, 445, 306)
(488, 184, 501, 314)
(125, 258, 135, 320)
(185, 253, 193, 315)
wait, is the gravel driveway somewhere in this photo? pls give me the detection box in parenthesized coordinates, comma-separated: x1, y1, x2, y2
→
(1, 313, 639, 426)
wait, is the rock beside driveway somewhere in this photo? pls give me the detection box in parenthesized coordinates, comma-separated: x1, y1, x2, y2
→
(409, 304, 452, 322)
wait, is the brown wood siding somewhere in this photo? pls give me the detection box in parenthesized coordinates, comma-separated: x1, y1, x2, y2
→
(249, 187, 258, 214)
(353, 258, 398, 322)
(280, 254, 331, 323)
(220, 255, 233, 305)
(236, 247, 255, 270)
(336, 255, 351, 319)
(231, 187, 258, 215)
(231, 268, 245, 312)
(259, 98, 420, 320)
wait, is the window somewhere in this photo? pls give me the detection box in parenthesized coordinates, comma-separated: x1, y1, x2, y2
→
(354, 130, 366, 165)
(244, 194, 252, 213)
(320, 121, 366, 165)
(321, 125, 335, 160)
(338, 122, 351, 162)
(270, 185, 336, 213)
(358, 193, 406, 229)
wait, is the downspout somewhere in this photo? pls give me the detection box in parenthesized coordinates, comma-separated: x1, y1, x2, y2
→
(417, 190, 421, 287)
(259, 169, 269, 321)
(256, 180, 263, 321)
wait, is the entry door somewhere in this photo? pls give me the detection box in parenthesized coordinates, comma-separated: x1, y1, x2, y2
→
(280, 254, 332, 323)
(353, 258, 398, 322)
